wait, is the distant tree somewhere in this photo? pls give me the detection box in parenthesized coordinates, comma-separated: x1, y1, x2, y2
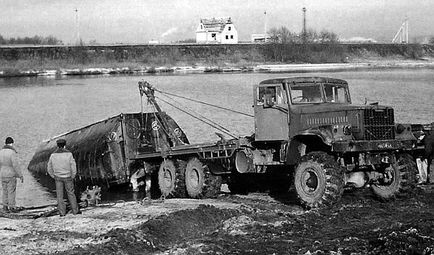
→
(268, 26, 298, 43)
(268, 26, 340, 44)
(0, 35, 61, 45)
(318, 30, 339, 43)
(43, 35, 62, 45)
(0, 34, 6, 44)
(304, 29, 318, 43)
(429, 37, 434, 45)
(268, 27, 280, 43)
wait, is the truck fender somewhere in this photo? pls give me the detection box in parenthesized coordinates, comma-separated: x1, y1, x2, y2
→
(286, 130, 332, 165)
(298, 128, 334, 146)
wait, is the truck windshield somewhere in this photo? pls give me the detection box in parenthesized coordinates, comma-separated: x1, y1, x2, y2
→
(324, 84, 349, 103)
(290, 84, 322, 104)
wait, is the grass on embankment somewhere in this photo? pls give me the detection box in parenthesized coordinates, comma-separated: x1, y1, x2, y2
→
(0, 43, 433, 77)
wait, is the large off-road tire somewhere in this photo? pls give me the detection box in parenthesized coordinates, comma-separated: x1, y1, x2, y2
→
(173, 160, 187, 198)
(158, 159, 186, 198)
(185, 157, 222, 198)
(294, 151, 345, 209)
(371, 153, 418, 200)
(158, 159, 177, 198)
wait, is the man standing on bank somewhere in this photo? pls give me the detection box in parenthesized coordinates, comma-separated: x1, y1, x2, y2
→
(0, 137, 23, 213)
(47, 139, 81, 216)
(424, 124, 434, 184)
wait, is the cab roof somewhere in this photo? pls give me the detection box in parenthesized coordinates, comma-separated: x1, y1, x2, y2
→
(259, 77, 348, 86)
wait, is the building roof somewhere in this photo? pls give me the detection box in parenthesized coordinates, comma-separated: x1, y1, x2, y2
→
(199, 17, 232, 32)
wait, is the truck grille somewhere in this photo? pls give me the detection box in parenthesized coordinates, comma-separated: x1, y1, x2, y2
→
(363, 108, 395, 140)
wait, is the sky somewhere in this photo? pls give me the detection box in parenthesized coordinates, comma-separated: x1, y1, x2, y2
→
(0, 0, 433, 44)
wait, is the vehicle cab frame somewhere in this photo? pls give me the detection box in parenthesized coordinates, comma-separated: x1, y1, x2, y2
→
(254, 77, 351, 142)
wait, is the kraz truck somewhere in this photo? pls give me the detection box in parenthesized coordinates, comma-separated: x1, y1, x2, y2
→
(28, 77, 428, 208)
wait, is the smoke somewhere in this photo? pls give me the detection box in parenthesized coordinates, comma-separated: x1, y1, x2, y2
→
(161, 27, 178, 37)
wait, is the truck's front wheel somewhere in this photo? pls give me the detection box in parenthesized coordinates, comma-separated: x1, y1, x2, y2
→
(371, 153, 417, 200)
(294, 151, 344, 209)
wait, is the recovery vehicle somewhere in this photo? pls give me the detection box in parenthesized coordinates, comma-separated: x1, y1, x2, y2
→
(28, 78, 431, 208)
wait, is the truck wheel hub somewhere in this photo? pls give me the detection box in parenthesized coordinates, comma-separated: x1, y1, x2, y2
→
(163, 168, 173, 187)
(189, 169, 200, 188)
(302, 169, 319, 192)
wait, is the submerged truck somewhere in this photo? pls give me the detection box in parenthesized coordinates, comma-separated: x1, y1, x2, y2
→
(28, 78, 430, 208)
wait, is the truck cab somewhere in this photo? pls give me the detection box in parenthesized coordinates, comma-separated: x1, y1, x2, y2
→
(254, 77, 351, 142)
(254, 77, 417, 154)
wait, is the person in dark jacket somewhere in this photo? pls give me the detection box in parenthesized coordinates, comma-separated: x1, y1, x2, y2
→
(424, 125, 434, 183)
(47, 139, 81, 216)
(0, 137, 23, 213)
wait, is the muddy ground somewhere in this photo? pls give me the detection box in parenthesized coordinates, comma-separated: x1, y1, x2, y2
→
(1, 184, 434, 255)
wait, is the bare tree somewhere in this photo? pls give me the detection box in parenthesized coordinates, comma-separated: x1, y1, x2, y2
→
(0, 34, 62, 45)
(0, 34, 6, 44)
(304, 29, 318, 43)
(268, 27, 280, 43)
(268, 26, 298, 43)
(319, 30, 339, 43)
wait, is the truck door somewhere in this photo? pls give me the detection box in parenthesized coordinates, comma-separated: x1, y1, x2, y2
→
(254, 83, 289, 141)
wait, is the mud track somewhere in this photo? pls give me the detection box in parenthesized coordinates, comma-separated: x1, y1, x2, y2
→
(1, 185, 434, 255)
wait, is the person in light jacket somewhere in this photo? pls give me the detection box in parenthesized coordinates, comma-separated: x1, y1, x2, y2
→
(0, 137, 23, 213)
(47, 139, 81, 216)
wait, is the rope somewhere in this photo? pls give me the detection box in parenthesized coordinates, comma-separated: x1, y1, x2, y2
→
(157, 95, 237, 138)
(155, 89, 254, 118)
(157, 93, 239, 136)
(156, 96, 238, 139)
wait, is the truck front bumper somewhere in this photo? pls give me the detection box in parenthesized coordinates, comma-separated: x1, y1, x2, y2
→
(332, 139, 417, 153)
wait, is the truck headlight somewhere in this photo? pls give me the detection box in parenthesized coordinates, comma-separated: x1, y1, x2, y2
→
(396, 124, 406, 134)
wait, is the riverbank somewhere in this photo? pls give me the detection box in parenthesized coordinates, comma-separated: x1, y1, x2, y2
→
(1, 58, 434, 78)
(1, 185, 433, 255)
(1, 42, 433, 78)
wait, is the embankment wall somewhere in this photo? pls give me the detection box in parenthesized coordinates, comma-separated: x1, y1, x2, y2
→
(0, 43, 433, 67)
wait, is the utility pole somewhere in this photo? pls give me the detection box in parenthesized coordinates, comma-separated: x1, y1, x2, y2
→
(302, 7, 307, 43)
(75, 8, 80, 45)
(264, 11, 268, 35)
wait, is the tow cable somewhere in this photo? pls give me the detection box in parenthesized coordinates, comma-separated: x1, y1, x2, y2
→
(152, 88, 253, 139)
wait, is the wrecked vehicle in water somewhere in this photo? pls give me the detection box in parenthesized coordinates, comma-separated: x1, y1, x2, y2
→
(28, 78, 431, 208)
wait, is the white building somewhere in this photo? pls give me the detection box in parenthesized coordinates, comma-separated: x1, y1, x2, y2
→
(251, 34, 271, 43)
(196, 17, 238, 44)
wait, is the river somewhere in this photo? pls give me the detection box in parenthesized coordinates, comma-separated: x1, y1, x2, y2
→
(0, 69, 433, 207)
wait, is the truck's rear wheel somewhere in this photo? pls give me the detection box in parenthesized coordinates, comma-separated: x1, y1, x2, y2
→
(158, 159, 186, 198)
(294, 151, 344, 209)
(158, 159, 176, 197)
(185, 158, 222, 198)
(371, 153, 417, 200)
